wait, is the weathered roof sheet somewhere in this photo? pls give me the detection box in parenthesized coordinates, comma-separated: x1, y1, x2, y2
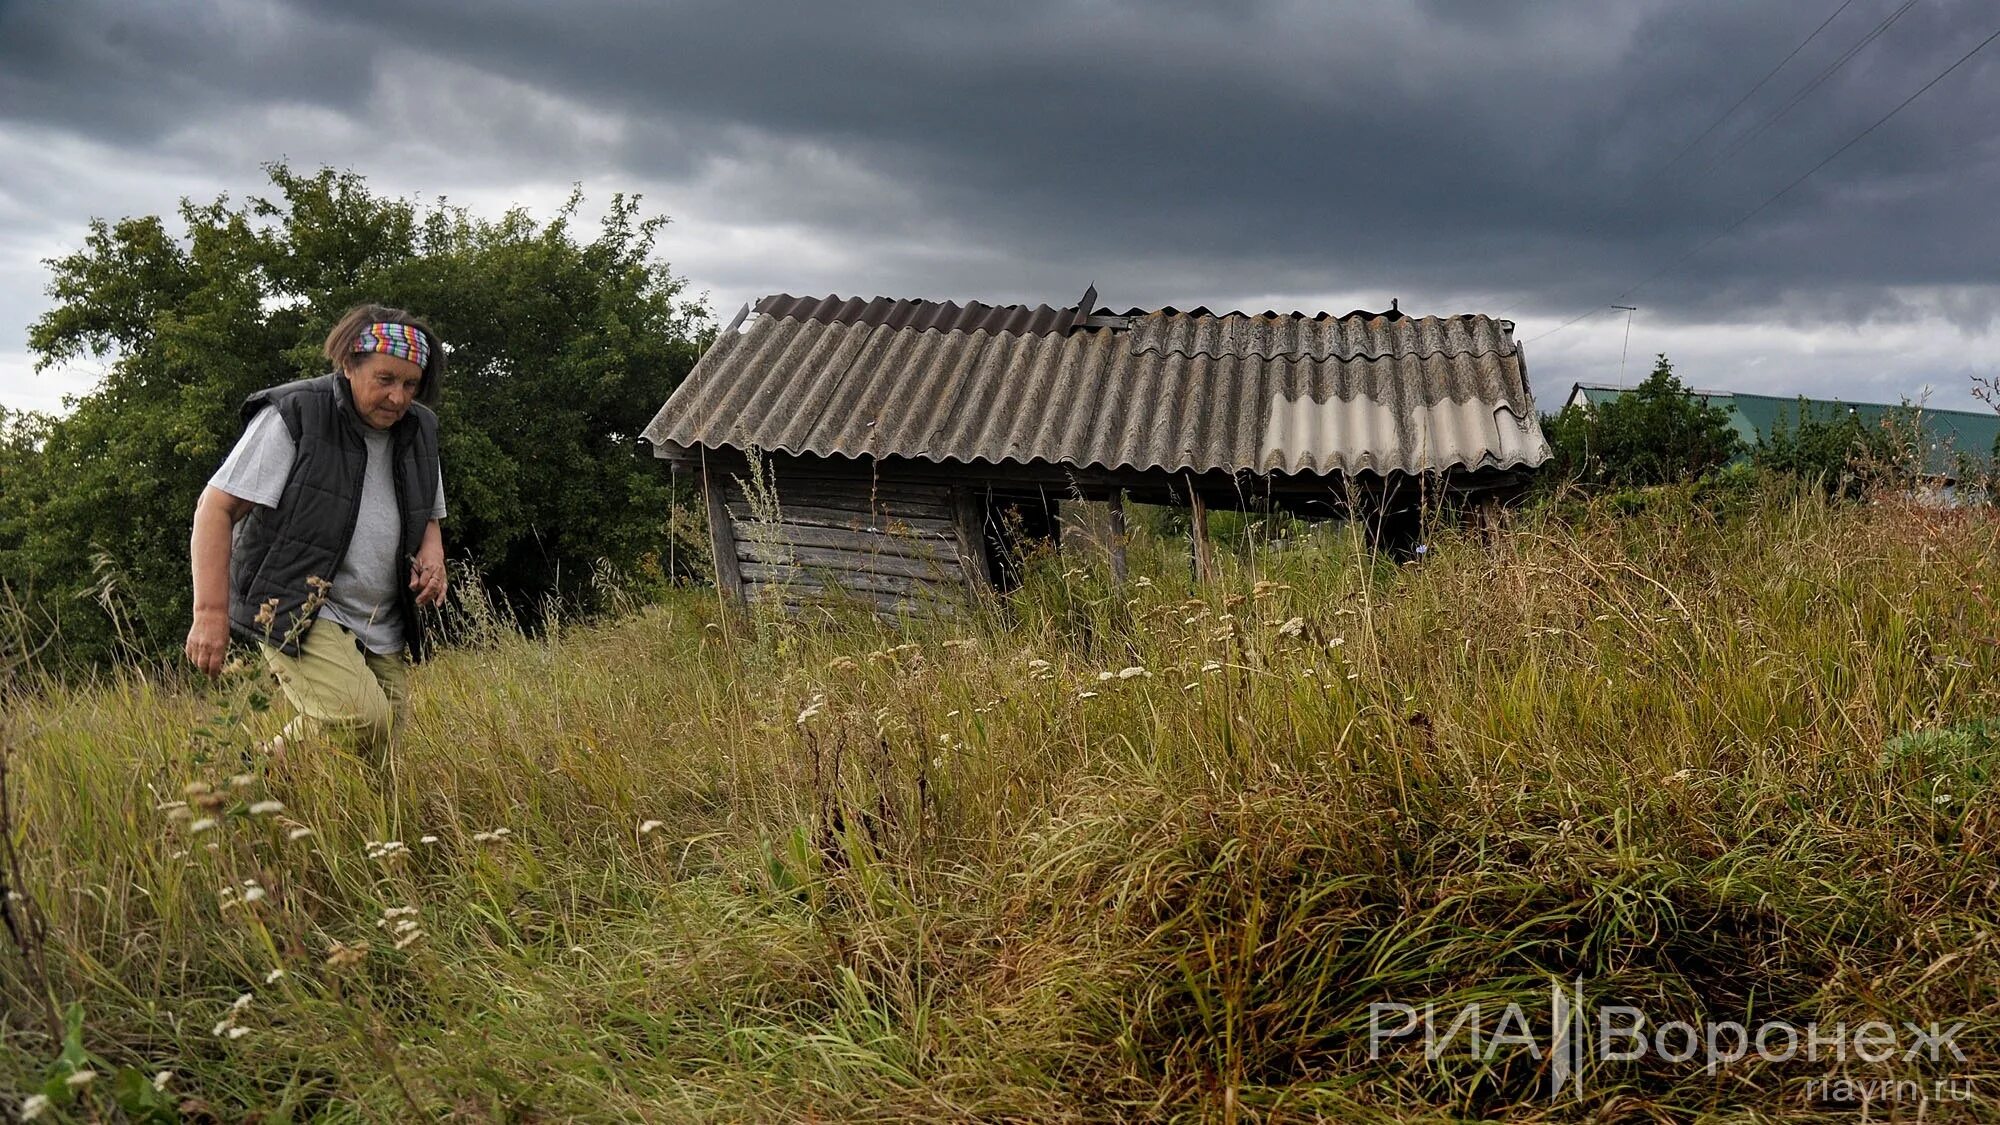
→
(645, 294, 1552, 477)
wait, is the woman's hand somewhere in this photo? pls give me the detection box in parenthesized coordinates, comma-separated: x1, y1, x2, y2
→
(410, 526, 448, 607)
(186, 610, 231, 676)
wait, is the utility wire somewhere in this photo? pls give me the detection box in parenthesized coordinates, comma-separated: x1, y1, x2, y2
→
(1492, 0, 1862, 320)
(1658, 0, 1861, 176)
(1699, 0, 1925, 173)
(1523, 19, 2000, 346)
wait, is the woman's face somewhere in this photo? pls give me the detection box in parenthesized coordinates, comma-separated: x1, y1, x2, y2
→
(344, 352, 425, 429)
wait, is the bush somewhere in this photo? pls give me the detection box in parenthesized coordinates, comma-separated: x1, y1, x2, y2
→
(1542, 355, 1741, 489)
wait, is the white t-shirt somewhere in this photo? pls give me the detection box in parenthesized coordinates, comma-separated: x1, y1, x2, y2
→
(209, 406, 446, 654)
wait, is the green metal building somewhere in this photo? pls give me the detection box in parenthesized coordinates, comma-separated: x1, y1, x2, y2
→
(1564, 382, 2000, 481)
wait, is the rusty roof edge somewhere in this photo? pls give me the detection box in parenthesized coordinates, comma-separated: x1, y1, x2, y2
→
(1131, 343, 1520, 362)
(650, 436, 1550, 475)
(754, 293, 1081, 336)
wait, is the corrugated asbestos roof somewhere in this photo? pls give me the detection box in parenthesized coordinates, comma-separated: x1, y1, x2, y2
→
(644, 294, 1552, 477)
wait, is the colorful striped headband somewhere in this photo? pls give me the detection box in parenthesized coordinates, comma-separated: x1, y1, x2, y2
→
(352, 322, 431, 370)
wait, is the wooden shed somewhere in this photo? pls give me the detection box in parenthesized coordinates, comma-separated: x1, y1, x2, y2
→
(641, 290, 1551, 615)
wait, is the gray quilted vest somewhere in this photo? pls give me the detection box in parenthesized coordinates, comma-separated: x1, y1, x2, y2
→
(226, 373, 441, 661)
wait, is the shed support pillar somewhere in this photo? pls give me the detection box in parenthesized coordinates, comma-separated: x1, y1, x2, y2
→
(699, 464, 746, 613)
(1106, 489, 1129, 588)
(1187, 476, 1215, 584)
(949, 486, 994, 595)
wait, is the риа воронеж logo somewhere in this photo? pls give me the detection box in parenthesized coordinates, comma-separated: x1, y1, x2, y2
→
(1368, 978, 1970, 1104)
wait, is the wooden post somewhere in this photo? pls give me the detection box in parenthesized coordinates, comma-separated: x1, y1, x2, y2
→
(1477, 493, 1504, 547)
(949, 486, 994, 593)
(700, 465, 746, 610)
(1106, 489, 1129, 588)
(1187, 475, 1215, 584)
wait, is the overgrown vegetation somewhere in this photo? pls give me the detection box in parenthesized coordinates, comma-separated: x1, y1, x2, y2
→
(5, 483, 1999, 1121)
(0, 165, 710, 670)
(1540, 356, 1740, 488)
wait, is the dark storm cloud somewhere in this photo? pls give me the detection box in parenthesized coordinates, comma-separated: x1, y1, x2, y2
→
(1, 0, 1997, 408)
(254, 0, 1998, 320)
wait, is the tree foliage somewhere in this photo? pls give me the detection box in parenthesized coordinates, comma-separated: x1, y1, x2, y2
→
(1, 165, 708, 669)
(1541, 355, 1741, 488)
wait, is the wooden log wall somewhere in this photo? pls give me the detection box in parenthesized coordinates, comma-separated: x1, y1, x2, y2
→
(713, 469, 982, 616)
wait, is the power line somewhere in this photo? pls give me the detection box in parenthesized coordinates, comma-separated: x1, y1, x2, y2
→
(1698, 0, 1925, 173)
(1658, 0, 1861, 176)
(1524, 19, 2000, 347)
(1492, 1, 1863, 321)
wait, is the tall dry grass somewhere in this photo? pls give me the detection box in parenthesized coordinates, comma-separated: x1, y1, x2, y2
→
(4, 482, 1999, 1122)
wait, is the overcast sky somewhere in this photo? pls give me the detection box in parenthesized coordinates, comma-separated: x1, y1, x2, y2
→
(2, 0, 1996, 416)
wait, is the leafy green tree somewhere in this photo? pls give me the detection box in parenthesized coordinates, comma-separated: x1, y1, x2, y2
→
(1541, 355, 1741, 488)
(2, 165, 708, 668)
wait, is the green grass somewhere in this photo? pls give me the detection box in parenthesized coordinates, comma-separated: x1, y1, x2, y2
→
(5, 484, 2000, 1122)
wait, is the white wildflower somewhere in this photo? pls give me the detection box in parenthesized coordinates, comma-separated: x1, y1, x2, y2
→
(1200, 660, 1223, 674)
(1117, 666, 1149, 679)
(229, 773, 257, 789)
(393, 919, 420, 934)
(227, 1026, 250, 1040)
(20, 1094, 50, 1120)
(152, 1070, 174, 1091)
(287, 827, 314, 841)
(64, 1069, 97, 1088)
(796, 694, 827, 725)
(1276, 616, 1305, 638)
(1934, 793, 1954, 806)
(189, 817, 218, 834)
(638, 820, 664, 835)
(420, 835, 439, 844)
(1132, 577, 1154, 588)
(393, 930, 426, 950)
(242, 886, 266, 904)
(248, 800, 284, 816)
(1026, 658, 1052, 670)
(382, 905, 418, 918)
(1096, 670, 1116, 682)
(232, 992, 253, 1011)
(264, 969, 286, 983)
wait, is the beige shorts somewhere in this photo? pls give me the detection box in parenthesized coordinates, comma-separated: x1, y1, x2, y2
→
(261, 618, 410, 758)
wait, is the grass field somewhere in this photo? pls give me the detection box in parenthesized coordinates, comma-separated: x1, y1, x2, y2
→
(4, 483, 1999, 1122)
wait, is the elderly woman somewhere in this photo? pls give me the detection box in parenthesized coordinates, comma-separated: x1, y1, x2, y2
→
(185, 304, 449, 757)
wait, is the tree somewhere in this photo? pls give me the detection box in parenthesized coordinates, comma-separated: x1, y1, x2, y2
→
(2, 165, 708, 669)
(1541, 355, 1741, 488)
